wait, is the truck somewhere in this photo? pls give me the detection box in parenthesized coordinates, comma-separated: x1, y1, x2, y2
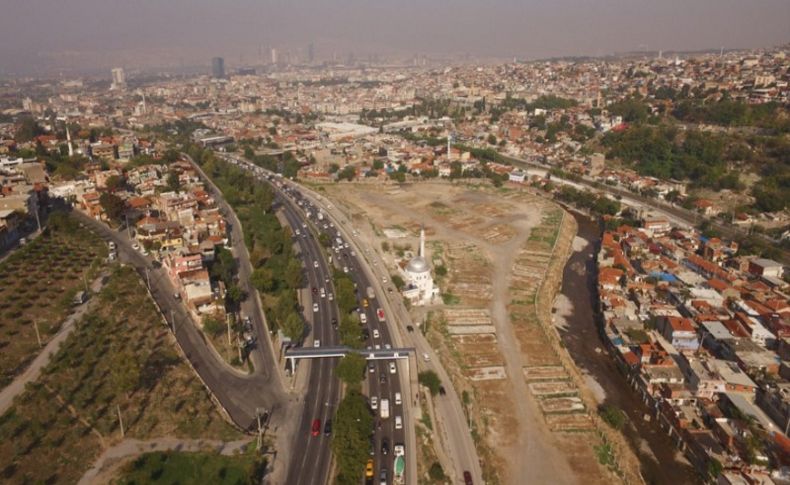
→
(376, 308, 386, 323)
(380, 398, 390, 419)
(366, 286, 376, 300)
(393, 446, 405, 485)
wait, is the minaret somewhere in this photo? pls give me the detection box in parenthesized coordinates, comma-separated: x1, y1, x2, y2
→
(419, 226, 425, 259)
(66, 126, 74, 157)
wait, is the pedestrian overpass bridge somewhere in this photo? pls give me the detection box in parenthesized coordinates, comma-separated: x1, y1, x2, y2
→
(284, 346, 415, 369)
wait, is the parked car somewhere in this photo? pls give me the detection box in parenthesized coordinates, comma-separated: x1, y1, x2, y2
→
(311, 419, 321, 436)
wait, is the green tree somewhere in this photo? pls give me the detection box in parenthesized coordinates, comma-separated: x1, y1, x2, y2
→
(335, 353, 366, 387)
(105, 175, 125, 192)
(332, 389, 374, 485)
(251, 267, 274, 293)
(281, 312, 304, 341)
(166, 171, 181, 192)
(225, 285, 246, 306)
(111, 350, 140, 395)
(428, 462, 446, 481)
(99, 192, 125, 222)
(418, 370, 441, 395)
(202, 315, 225, 337)
(391, 274, 405, 291)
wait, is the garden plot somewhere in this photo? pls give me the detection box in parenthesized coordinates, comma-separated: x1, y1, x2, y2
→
(539, 396, 586, 414)
(445, 243, 492, 306)
(467, 366, 507, 381)
(523, 366, 569, 382)
(447, 325, 496, 335)
(452, 334, 505, 368)
(528, 381, 578, 397)
(475, 223, 516, 244)
(443, 308, 492, 326)
(0, 266, 241, 484)
(0, 213, 107, 389)
(546, 414, 596, 432)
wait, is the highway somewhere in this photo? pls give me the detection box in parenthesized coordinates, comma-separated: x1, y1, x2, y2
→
(224, 156, 409, 485)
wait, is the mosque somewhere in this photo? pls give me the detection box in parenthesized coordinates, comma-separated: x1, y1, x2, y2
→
(399, 226, 440, 306)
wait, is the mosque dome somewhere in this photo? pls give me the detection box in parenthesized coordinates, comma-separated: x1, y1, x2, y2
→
(406, 255, 430, 274)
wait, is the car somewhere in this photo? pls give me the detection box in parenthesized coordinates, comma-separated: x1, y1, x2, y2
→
(132, 243, 140, 251)
(439, 385, 446, 395)
(372, 329, 380, 339)
(361, 298, 369, 308)
(379, 373, 386, 384)
(406, 325, 414, 332)
(173, 292, 181, 300)
(343, 242, 349, 249)
(313, 339, 320, 348)
(328, 292, 334, 301)
(393, 444, 405, 457)
(350, 250, 356, 256)
(381, 438, 389, 455)
(323, 419, 332, 436)
(370, 396, 378, 409)
(382, 276, 388, 284)
(302, 222, 307, 229)
(389, 362, 397, 374)
(394, 392, 402, 405)
(359, 314, 367, 324)
(395, 415, 402, 429)
(313, 260, 319, 268)
(320, 288, 326, 298)
(312, 287, 318, 294)
(365, 459, 375, 477)
(369, 438, 376, 456)
(379, 468, 388, 485)
(384, 343, 391, 349)
(368, 362, 375, 373)
(374, 344, 380, 350)
(422, 353, 430, 362)
(463, 471, 474, 485)
(331, 318, 338, 329)
(313, 303, 319, 313)
(311, 419, 321, 436)
(342, 266, 349, 273)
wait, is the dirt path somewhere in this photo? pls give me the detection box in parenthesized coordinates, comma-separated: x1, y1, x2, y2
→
(0, 273, 106, 416)
(78, 437, 253, 484)
(486, 216, 580, 484)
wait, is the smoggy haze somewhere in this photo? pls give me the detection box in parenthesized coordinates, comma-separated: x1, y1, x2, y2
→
(1, 0, 788, 75)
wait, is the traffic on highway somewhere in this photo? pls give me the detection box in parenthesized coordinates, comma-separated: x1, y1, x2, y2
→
(222, 155, 408, 485)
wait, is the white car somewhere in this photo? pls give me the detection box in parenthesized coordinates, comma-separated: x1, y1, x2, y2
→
(313, 303, 319, 313)
(395, 415, 402, 430)
(389, 362, 397, 374)
(382, 276, 388, 284)
(320, 288, 326, 298)
(343, 266, 349, 273)
(422, 353, 431, 362)
(372, 329, 380, 339)
(313, 260, 319, 268)
(314, 339, 320, 348)
(328, 293, 334, 301)
(359, 314, 367, 324)
(394, 392, 402, 405)
(370, 396, 378, 410)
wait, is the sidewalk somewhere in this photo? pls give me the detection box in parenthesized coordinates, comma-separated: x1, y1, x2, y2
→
(0, 273, 107, 416)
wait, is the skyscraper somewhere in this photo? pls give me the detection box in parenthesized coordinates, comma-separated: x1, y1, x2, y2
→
(270, 48, 278, 65)
(110, 67, 126, 90)
(211, 57, 225, 79)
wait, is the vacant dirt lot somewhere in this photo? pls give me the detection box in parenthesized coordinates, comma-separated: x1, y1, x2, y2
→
(322, 180, 616, 484)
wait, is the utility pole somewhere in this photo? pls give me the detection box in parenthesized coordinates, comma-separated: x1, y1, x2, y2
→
(34, 204, 41, 233)
(125, 214, 132, 239)
(145, 268, 151, 288)
(170, 309, 176, 333)
(117, 404, 125, 437)
(256, 407, 267, 452)
(33, 320, 42, 348)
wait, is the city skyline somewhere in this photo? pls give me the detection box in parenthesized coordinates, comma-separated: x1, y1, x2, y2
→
(1, 0, 789, 76)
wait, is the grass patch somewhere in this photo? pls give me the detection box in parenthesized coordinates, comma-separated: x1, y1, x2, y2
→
(115, 449, 264, 485)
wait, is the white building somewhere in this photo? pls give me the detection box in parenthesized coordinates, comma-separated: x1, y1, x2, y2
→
(400, 227, 439, 306)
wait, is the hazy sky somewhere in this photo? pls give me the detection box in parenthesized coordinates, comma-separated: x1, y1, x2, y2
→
(1, 0, 788, 75)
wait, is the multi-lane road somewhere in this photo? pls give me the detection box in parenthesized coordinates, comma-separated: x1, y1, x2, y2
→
(224, 156, 409, 485)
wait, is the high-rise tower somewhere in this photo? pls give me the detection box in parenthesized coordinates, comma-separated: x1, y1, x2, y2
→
(211, 57, 225, 79)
